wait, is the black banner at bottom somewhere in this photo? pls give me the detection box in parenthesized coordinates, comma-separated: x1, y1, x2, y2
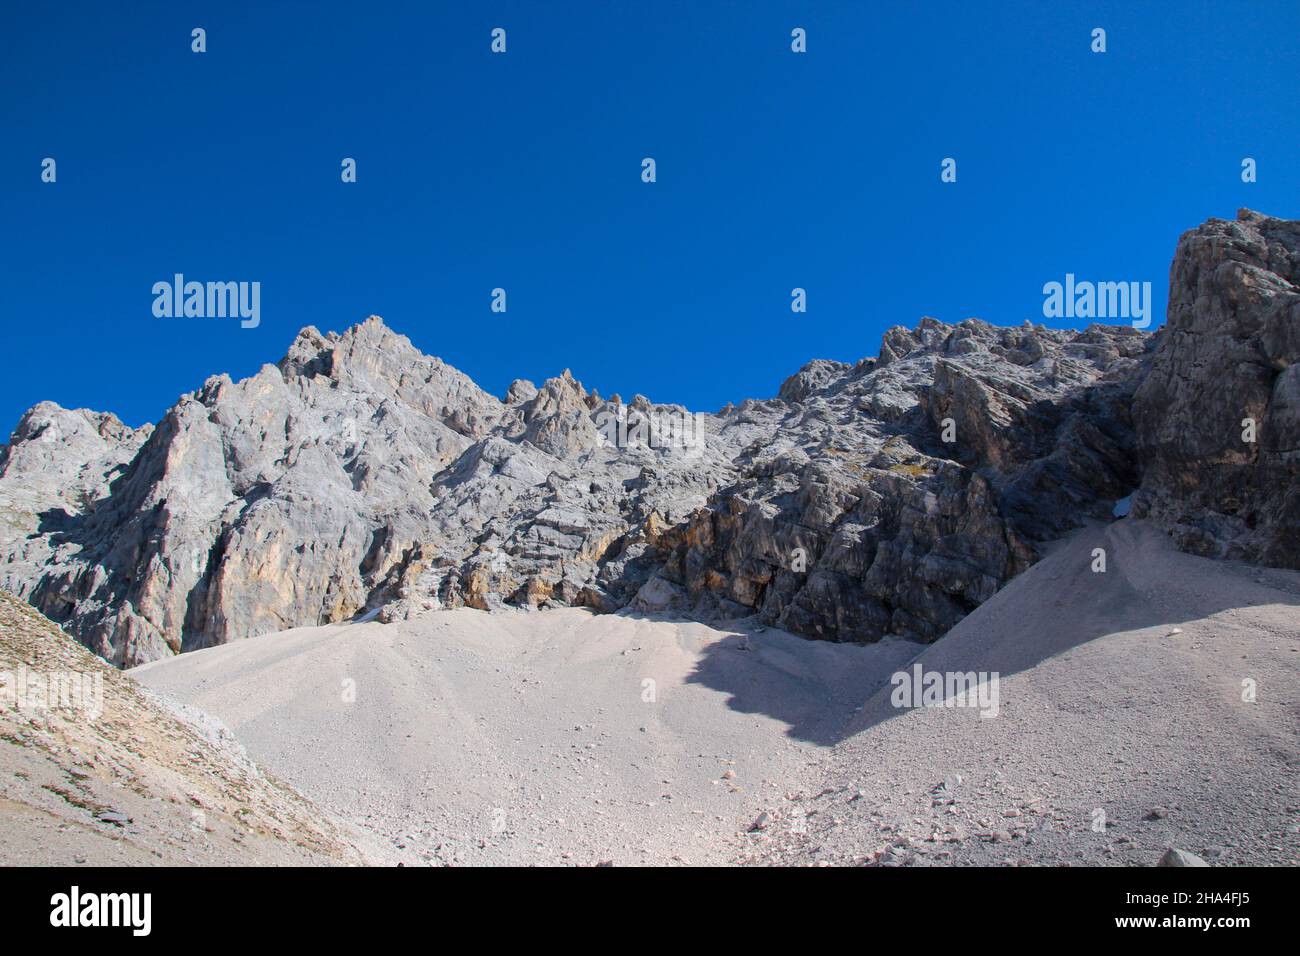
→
(0, 864, 1277, 941)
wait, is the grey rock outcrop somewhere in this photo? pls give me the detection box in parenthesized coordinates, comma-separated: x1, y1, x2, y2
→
(0, 314, 1151, 662)
(1, 318, 503, 665)
(2, 211, 1295, 666)
(646, 319, 1150, 642)
(1132, 209, 1300, 567)
(0, 317, 741, 664)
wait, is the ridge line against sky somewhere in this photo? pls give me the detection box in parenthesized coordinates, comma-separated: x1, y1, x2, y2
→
(2, 0, 1298, 429)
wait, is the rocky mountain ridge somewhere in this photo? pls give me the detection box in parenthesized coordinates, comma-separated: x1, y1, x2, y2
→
(1, 210, 1295, 666)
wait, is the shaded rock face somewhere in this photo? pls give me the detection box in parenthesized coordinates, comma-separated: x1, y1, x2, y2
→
(646, 320, 1150, 642)
(0, 211, 1293, 665)
(1132, 210, 1300, 568)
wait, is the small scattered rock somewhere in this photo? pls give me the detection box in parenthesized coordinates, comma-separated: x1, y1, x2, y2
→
(1157, 847, 1209, 867)
(931, 774, 962, 794)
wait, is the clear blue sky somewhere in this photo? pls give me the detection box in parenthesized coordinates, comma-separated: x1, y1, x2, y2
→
(2, 1, 1297, 431)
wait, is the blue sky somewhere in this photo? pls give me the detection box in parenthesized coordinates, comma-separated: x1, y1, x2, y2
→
(2, 1, 1297, 431)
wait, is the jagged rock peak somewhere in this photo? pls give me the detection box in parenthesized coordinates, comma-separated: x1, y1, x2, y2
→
(1132, 208, 1299, 567)
(0, 401, 150, 483)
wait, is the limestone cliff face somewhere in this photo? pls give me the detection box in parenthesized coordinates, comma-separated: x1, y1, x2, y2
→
(1, 318, 502, 665)
(1, 212, 1295, 665)
(1132, 210, 1300, 568)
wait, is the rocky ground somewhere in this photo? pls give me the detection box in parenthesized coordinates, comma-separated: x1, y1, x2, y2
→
(126, 521, 1297, 867)
(0, 590, 388, 866)
(132, 600, 921, 866)
(746, 521, 1300, 867)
